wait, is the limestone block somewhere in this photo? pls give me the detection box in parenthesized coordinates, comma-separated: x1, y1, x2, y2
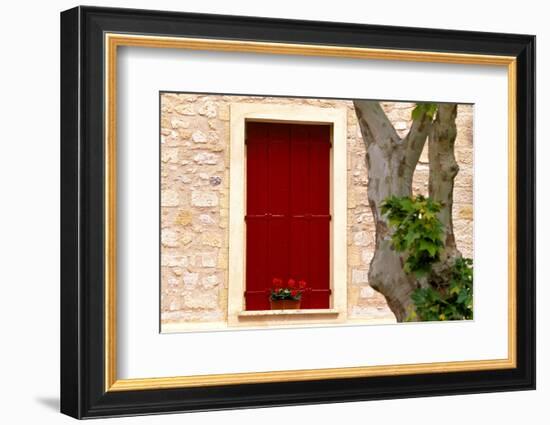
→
(167, 276, 179, 286)
(201, 232, 223, 247)
(353, 231, 370, 246)
(161, 255, 189, 267)
(161, 190, 179, 207)
(360, 285, 375, 298)
(182, 288, 218, 309)
(217, 250, 228, 269)
(192, 130, 207, 144)
(191, 191, 219, 207)
(348, 246, 361, 266)
(209, 176, 222, 186)
(196, 252, 217, 268)
(458, 205, 473, 220)
(182, 272, 199, 286)
(178, 129, 192, 140)
(175, 104, 196, 116)
(218, 105, 229, 121)
(202, 274, 221, 287)
(199, 214, 216, 225)
(170, 118, 189, 129)
(352, 269, 369, 284)
(193, 152, 219, 165)
(394, 121, 408, 131)
(180, 233, 193, 246)
(176, 210, 193, 226)
(198, 101, 217, 118)
(361, 248, 373, 264)
(161, 229, 179, 248)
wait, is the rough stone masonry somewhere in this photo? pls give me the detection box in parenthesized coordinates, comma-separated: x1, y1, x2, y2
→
(160, 93, 473, 327)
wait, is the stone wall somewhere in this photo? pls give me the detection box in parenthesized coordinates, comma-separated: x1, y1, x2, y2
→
(160, 93, 473, 328)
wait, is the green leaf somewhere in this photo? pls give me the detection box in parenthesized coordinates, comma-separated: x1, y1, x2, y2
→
(418, 239, 438, 257)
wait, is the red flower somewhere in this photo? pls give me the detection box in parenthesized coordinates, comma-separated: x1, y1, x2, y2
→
(290, 290, 299, 297)
(298, 280, 307, 289)
(270, 277, 284, 294)
(287, 278, 297, 288)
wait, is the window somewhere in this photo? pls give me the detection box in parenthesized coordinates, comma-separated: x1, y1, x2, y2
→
(227, 103, 347, 326)
(245, 122, 331, 310)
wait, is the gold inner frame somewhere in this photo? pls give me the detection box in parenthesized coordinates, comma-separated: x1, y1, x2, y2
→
(104, 33, 517, 392)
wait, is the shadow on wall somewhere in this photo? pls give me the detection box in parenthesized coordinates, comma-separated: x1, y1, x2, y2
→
(35, 396, 59, 412)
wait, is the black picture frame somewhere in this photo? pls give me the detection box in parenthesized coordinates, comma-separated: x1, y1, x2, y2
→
(60, 5, 536, 419)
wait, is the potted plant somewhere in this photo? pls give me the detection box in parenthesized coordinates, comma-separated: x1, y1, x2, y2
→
(269, 277, 307, 310)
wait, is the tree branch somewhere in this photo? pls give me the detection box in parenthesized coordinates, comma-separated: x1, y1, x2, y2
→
(353, 100, 401, 149)
(429, 103, 459, 254)
(403, 108, 434, 177)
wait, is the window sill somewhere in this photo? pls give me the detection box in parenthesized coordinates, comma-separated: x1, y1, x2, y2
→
(238, 308, 341, 318)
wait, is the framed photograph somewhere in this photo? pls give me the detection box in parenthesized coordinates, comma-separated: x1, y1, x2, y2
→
(60, 6, 535, 419)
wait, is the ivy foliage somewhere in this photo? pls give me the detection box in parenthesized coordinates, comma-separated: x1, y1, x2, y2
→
(381, 195, 444, 277)
(381, 195, 474, 321)
(411, 103, 438, 120)
(409, 258, 473, 321)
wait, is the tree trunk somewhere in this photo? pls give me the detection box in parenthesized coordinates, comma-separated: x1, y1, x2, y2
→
(428, 104, 461, 286)
(353, 101, 433, 321)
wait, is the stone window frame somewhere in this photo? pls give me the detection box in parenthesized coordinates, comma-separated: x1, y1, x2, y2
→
(227, 103, 348, 327)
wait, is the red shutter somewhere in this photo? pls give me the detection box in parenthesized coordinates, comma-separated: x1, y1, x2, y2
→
(245, 122, 331, 310)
